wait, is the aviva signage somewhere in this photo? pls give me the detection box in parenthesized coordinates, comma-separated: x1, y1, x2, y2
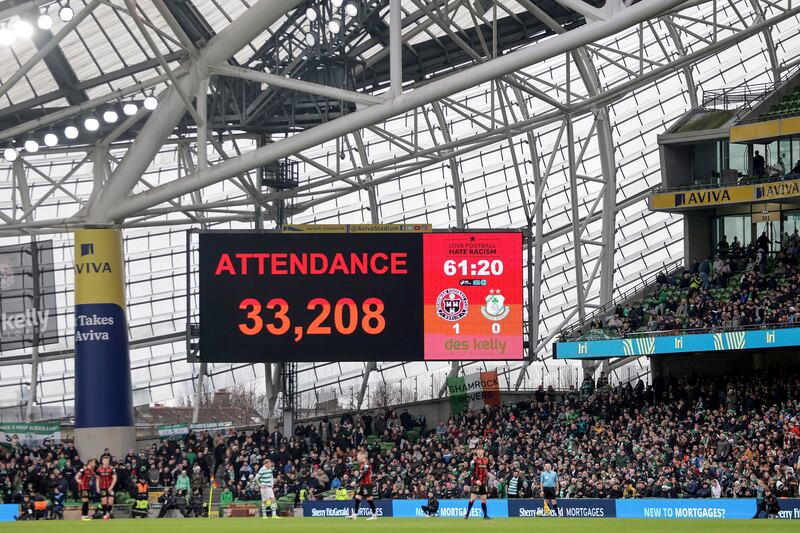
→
(650, 178, 800, 210)
(73, 229, 134, 431)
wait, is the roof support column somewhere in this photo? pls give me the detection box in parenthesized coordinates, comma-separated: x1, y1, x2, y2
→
(14, 160, 40, 421)
(432, 101, 464, 397)
(512, 87, 544, 391)
(390, 0, 403, 98)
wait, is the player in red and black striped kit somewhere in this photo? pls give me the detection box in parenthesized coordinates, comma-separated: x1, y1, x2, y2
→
(465, 448, 490, 519)
(75, 458, 96, 521)
(348, 452, 377, 520)
(96, 455, 117, 520)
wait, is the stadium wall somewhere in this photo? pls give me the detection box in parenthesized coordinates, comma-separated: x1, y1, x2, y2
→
(296, 391, 556, 429)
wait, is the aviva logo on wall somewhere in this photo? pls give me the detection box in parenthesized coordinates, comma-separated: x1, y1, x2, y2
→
(713, 331, 746, 351)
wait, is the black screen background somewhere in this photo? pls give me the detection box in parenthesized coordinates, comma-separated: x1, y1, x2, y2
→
(198, 232, 424, 362)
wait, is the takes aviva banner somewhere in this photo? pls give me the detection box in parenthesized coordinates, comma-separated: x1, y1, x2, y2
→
(555, 327, 800, 359)
(73, 229, 134, 429)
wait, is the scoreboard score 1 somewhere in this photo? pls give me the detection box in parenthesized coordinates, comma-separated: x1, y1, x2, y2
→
(198, 231, 522, 362)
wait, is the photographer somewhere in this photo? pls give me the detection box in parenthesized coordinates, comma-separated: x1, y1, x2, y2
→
(421, 491, 439, 517)
(157, 488, 187, 518)
(188, 489, 207, 517)
(756, 487, 781, 519)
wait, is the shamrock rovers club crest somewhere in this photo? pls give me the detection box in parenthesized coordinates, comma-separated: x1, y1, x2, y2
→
(481, 289, 510, 321)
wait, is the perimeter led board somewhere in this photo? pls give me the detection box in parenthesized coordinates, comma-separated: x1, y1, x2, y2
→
(198, 231, 522, 362)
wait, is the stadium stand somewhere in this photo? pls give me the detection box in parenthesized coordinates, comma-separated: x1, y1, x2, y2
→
(758, 86, 800, 121)
(562, 232, 800, 340)
(2, 372, 798, 517)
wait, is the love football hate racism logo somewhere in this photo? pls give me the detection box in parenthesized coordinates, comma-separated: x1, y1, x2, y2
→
(436, 288, 468, 321)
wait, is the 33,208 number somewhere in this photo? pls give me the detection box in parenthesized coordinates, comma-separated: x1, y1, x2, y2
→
(238, 297, 386, 341)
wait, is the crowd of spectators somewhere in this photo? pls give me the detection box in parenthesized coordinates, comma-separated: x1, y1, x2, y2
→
(566, 230, 800, 340)
(2, 372, 798, 514)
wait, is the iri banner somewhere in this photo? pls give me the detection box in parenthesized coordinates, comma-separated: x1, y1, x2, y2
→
(0, 422, 61, 448)
(447, 370, 501, 413)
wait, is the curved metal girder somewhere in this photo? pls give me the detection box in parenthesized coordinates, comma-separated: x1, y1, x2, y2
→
(99, 0, 688, 222)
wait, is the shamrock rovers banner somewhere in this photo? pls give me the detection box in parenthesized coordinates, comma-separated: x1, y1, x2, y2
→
(0, 422, 61, 448)
(446, 370, 501, 413)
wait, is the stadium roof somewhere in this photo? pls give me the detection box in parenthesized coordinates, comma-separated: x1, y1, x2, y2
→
(0, 0, 798, 421)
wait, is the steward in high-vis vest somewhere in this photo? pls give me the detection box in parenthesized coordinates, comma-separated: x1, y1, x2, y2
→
(132, 480, 149, 518)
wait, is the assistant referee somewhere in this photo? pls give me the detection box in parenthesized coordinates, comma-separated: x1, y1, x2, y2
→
(539, 463, 558, 517)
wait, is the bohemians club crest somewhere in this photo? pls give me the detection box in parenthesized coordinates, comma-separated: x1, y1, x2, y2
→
(481, 289, 510, 321)
(436, 288, 468, 321)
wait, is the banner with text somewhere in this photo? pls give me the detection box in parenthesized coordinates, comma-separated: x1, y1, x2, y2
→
(447, 370, 501, 413)
(302, 500, 393, 518)
(392, 499, 509, 518)
(508, 498, 615, 518)
(0, 422, 60, 448)
(300, 499, 799, 519)
(555, 327, 800, 359)
(778, 499, 800, 520)
(615, 498, 756, 519)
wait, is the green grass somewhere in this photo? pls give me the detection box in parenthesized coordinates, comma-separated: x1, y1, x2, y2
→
(3, 518, 797, 533)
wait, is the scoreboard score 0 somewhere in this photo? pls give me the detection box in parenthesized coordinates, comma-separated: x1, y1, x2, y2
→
(198, 231, 522, 362)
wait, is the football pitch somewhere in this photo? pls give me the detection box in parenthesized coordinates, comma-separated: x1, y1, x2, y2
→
(3, 518, 797, 532)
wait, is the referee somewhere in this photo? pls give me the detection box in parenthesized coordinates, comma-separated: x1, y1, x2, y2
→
(539, 463, 558, 517)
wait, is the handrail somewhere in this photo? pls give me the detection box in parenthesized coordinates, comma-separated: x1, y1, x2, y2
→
(560, 257, 684, 337)
(701, 63, 800, 117)
(650, 174, 796, 195)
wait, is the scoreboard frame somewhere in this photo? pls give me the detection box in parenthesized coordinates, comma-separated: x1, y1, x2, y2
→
(186, 227, 525, 363)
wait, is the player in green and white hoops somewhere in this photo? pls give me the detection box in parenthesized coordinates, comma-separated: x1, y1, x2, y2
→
(257, 459, 281, 519)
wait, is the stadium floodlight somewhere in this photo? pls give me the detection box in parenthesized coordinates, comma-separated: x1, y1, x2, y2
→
(344, 2, 358, 17)
(43, 131, 58, 147)
(103, 108, 119, 124)
(3, 146, 18, 161)
(306, 7, 318, 21)
(84, 114, 100, 132)
(64, 123, 79, 139)
(331, 0, 344, 7)
(327, 18, 341, 33)
(24, 138, 39, 153)
(305, 32, 316, 46)
(122, 101, 138, 116)
(13, 19, 33, 39)
(37, 10, 53, 30)
(0, 24, 14, 45)
(143, 94, 158, 110)
(59, 4, 74, 22)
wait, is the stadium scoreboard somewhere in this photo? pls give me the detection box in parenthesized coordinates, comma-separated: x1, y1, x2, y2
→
(198, 231, 523, 362)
